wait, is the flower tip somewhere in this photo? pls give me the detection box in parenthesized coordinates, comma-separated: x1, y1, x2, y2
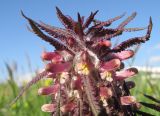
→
(41, 51, 51, 60)
(38, 88, 43, 95)
(41, 104, 55, 112)
(120, 96, 136, 105)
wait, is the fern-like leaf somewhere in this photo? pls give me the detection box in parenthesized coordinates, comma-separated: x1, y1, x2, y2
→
(83, 10, 98, 29)
(118, 12, 137, 29)
(123, 27, 147, 32)
(94, 12, 125, 28)
(21, 11, 75, 54)
(111, 17, 152, 52)
(56, 7, 74, 30)
(9, 71, 48, 106)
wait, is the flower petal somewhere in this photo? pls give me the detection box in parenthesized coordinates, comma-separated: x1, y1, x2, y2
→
(100, 59, 121, 71)
(60, 102, 76, 113)
(100, 87, 112, 99)
(113, 50, 134, 60)
(41, 51, 62, 61)
(115, 68, 138, 80)
(45, 62, 71, 73)
(120, 96, 136, 105)
(38, 83, 60, 95)
(41, 104, 56, 112)
(98, 40, 112, 47)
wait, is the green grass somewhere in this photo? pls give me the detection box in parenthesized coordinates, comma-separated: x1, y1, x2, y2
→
(130, 72, 160, 115)
(0, 80, 51, 116)
(0, 71, 159, 116)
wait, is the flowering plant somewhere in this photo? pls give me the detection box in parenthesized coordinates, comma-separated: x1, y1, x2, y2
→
(11, 7, 160, 116)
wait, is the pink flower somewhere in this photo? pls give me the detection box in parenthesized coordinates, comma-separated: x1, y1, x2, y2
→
(120, 96, 136, 105)
(41, 104, 56, 112)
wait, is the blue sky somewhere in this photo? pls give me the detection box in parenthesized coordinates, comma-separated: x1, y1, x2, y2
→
(1, 0, 160, 80)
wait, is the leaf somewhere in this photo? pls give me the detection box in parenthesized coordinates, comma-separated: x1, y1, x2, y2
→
(76, 13, 84, 37)
(56, 7, 74, 29)
(123, 27, 147, 32)
(9, 71, 48, 106)
(143, 94, 160, 104)
(83, 10, 98, 29)
(118, 12, 137, 29)
(94, 12, 125, 28)
(36, 20, 85, 50)
(111, 17, 152, 52)
(37, 21, 72, 41)
(103, 30, 123, 40)
(140, 102, 160, 112)
(135, 110, 155, 116)
(21, 11, 75, 54)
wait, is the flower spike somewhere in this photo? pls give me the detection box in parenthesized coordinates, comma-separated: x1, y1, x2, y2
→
(12, 8, 154, 115)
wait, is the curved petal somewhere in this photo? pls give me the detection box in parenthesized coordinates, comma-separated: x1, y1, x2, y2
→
(100, 59, 121, 71)
(115, 68, 138, 80)
(41, 104, 56, 112)
(38, 83, 60, 95)
(45, 62, 72, 73)
(41, 51, 62, 62)
(113, 50, 134, 60)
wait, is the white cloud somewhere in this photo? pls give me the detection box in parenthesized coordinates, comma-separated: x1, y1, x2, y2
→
(149, 56, 160, 63)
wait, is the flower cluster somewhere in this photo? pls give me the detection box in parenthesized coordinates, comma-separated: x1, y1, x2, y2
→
(13, 7, 152, 115)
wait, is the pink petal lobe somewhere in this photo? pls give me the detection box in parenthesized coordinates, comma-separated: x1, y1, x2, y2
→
(115, 68, 138, 80)
(100, 59, 121, 71)
(41, 51, 62, 62)
(60, 102, 76, 113)
(45, 62, 71, 73)
(100, 87, 113, 99)
(113, 50, 134, 60)
(120, 96, 136, 105)
(98, 40, 112, 47)
(41, 104, 56, 112)
(38, 83, 60, 95)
